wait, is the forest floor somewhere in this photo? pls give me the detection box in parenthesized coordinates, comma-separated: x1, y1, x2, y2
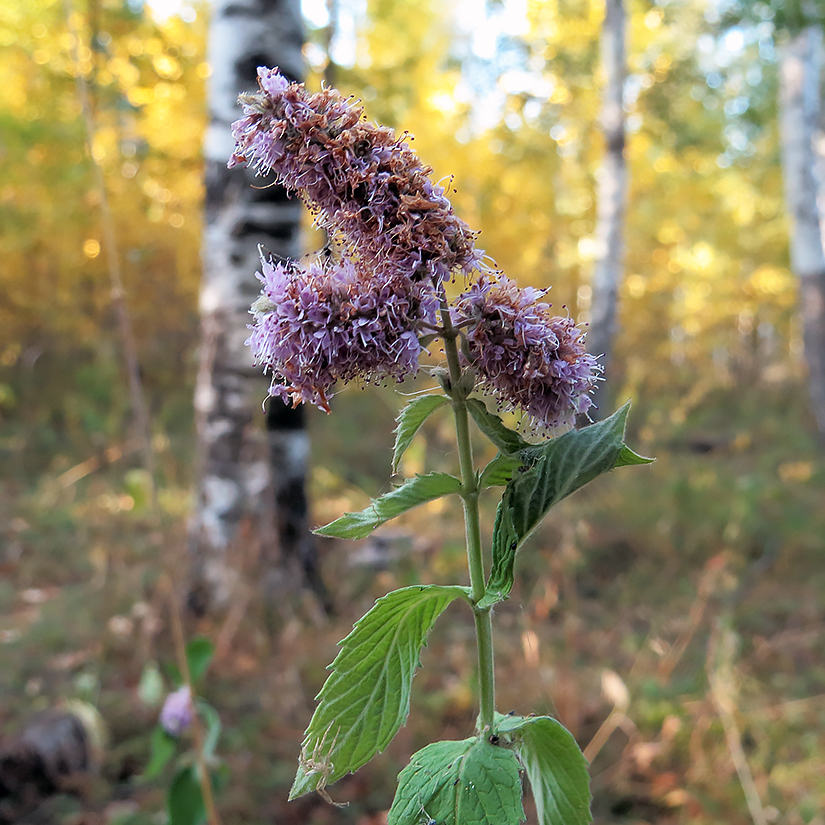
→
(1, 376, 824, 825)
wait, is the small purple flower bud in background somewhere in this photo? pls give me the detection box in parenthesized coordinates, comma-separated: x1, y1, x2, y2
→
(160, 686, 193, 738)
(229, 67, 482, 288)
(455, 274, 602, 430)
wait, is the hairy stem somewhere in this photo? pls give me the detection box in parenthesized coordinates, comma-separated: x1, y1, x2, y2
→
(439, 303, 496, 732)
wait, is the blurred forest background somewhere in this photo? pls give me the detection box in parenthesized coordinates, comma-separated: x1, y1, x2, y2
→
(1, 0, 825, 823)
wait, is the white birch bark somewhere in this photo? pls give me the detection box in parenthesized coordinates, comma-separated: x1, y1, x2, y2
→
(587, 0, 627, 420)
(189, 0, 327, 612)
(779, 25, 825, 441)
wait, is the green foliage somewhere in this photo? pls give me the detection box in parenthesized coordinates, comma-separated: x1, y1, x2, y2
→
(466, 400, 530, 454)
(315, 473, 462, 539)
(478, 453, 521, 488)
(496, 714, 592, 825)
(290, 585, 471, 799)
(168, 766, 206, 825)
(483, 404, 653, 607)
(388, 737, 525, 825)
(143, 726, 178, 780)
(197, 700, 222, 761)
(393, 395, 450, 472)
(185, 637, 214, 685)
(294, 392, 654, 816)
(137, 661, 165, 707)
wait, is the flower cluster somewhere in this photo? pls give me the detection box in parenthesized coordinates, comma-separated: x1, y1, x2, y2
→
(229, 67, 481, 286)
(454, 275, 601, 429)
(247, 255, 438, 412)
(160, 686, 193, 738)
(232, 68, 600, 424)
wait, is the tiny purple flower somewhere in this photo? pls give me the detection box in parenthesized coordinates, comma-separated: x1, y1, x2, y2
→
(247, 254, 438, 411)
(229, 67, 482, 287)
(454, 274, 602, 429)
(160, 686, 193, 738)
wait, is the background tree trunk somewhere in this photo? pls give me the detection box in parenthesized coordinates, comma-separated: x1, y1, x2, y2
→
(779, 25, 825, 442)
(189, 0, 328, 614)
(586, 0, 627, 420)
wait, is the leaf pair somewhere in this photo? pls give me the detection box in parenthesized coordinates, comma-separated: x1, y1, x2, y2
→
(387, 714, 591, 825)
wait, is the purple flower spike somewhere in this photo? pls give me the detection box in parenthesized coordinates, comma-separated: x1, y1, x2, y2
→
(229, 67, 481, 287)
(160, 686, 193, 738)
(454, 275, 602, 430)
(247, 253, 437, 412)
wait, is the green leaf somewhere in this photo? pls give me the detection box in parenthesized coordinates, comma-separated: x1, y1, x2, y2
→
(314, 473, 462, 540)
(485, 403, 648, 604)
(392, 395, 449, 472)
(165, 661, 182, 687)
(615, 444, 655, 467)
(185, 637, 214, 684)
(495, 714, 592, 825)
(137, 661, 165, 707)
(467, 398, 530, 454)
(478, 504, 517, 609)
(478, 453, 521, 488)
(289, 585, 471, 800)
(142, 725, 177, 780)
(168, 765, 206, 825)
(196, 700, 222, 761)
(388, 737, 525, 825)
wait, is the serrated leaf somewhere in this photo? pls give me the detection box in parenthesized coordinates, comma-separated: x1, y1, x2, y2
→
(467, 399, 530, 454)
(485, 403, 647, 604)
(315, 473, 462, 539)
(495, 714, 592, 825)
(185, 637, 214, 684)
(290, 585, 471, 800)
(478, 453, 521, 488)
(389, 738, 475, 824)
(388, 737, 525, 825)
(393, 395, 449, 472)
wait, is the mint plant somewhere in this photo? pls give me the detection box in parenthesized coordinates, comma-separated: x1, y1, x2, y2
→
(143, 637, 226, 825)
(230, 67, 652, 825)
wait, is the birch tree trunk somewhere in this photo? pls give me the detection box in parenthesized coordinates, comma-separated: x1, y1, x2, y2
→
(189, 0, 326, 613)
(586, 0, 627, 420)
(779, 25, 825, 442)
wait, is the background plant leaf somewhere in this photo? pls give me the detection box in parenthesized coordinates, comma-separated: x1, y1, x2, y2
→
(167, 765, 205, 825)
(478, 453, 521, 488)
(466, 398, 530, 454)
(485, 403, 649, 604)
(289, 585, 470, 800)
(196, 700, 222, 761)
(495, 714, 592, 825)
(314, 473, 462, 540)
(142, 725, 177, 780)
(388, 736, 525, 825)
(392, 395, 449, 472)
(185, 637, 214, 685)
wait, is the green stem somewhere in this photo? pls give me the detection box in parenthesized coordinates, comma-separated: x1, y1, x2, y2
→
(439, 303, 496, 733)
